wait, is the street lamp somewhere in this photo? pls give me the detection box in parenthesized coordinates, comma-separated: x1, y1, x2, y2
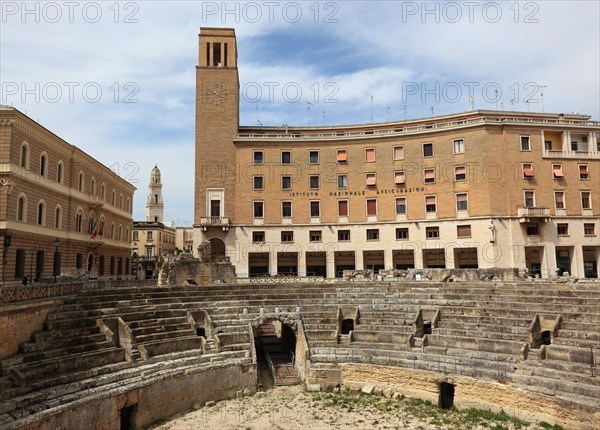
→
(2, 235, 11, 288)
(29, 245, 35, 284)
(53, 238, 60, 283)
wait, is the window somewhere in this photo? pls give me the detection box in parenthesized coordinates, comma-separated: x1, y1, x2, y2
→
(457, 225, 471, 238)
(281, 231, 294, 242)
(118, 225, 122, 241)
(545, 140, 552, 151)
(76, 253, 83, 270)
(424, 168, 435, 184)
(584, 223, 596, 236)
(557, 223, 569, 236)
(366, 199, 377, 216)
(54, 206, 61, 229)
(17, 195, 26, 221)
(337, 149, 347, 163)
(455, 165, 466, 181)
(456, 193, 468, 211)
(252, 231, 265, 243)
(20, 142, 29, 169)
(338, 200, 349, 217)
(309, 150, 319, 164)
(310, 201, 320, 217)
(78, 172, 84, 191)
(253, 150, 264, 165)
(365, 173, 377, 186)
(281, 151, 291, 164)
(210, 200, 221, 217)
(101, 184, 106, 201)
(37, 201, 45, 225)
(520, 136, 531, 151)
(147, 231, 153, 240)
(365, 148, 375, 162)
(337, 174, 348, 189)
(581, 191, 591, 209)
(526, 224, 539, 236)
(15, 249, 26, 277)
(423, 143, 433, 157)
(394, 171, 405, 185)
(39, 153, 47, 177)
(579, 165, 589, 180)
(309, 175, 320, 189)
(426, 227, 440, 239)
(366, 229, 379, 240)
(522, 163, 534, 178)
(395, 197, 406, 215)
(281, 176, 292, 190)
(554, 191, 565, 209)
(552, 164, 564, 179)
(75, 211, 83, 233)
(524, 191, 535, 207)
(253, 201, 264, 218)
(571, 141, 578, 151)
(425, 195, 437, 213)
(133, 231, 139, 241)
(111, 191, 116, 206)
(396, 228, 409, 240)
(253, 176, 264, 190)
(282, 201, 292, 218)
(338, 230, 350, 241)
(119, 195, 123, 210)
(393, 145, 404, 160)
(309, 230, 322, 242)
(453, 139, 465, 154)
(56, 161, 63, 183)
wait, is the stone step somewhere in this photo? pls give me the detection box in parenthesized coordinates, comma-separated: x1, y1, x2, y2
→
(31, 325, 102, 342)
(19, 333, 108, 354)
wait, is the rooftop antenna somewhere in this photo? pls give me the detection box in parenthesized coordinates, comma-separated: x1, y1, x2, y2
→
(430, 106, 434, 115)
(469, 94, 475, 110)
(539, 85, 547, 112)
(403, 104, 408, 119)
(370, 95, 374, 123)
(525, 98, 531, 112)
(306, 101, 313, 126)
(255, 103, 262, 126)
(386, 106, 390, 122)
(500, 102, 504, 110)
(495, 89, 499, 111)
(322, 111, 327, 125)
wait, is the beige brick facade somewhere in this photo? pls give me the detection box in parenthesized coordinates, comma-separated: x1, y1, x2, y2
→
(194, 28, 600, 279)
(0, 107, 135, 284)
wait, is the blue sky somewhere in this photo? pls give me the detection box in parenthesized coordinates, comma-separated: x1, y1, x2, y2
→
(1, 1, 599, 224)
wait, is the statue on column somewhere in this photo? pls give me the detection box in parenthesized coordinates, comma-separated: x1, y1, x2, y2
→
(489, 221, 496, 243)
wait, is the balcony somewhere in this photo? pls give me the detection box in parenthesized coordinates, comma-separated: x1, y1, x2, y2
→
(88, 195, 104, 208)
(543, 150, 600, 159)
(518, 207, 550, 223)
(199, 217, 230, 231)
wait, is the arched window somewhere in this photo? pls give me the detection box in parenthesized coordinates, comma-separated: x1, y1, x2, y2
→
(56, 161, 64, 183)
(110, 223, 115, 240)
(88, 214, 95, 235)
(101, 184, 106, 201)
(125, 227, 130, 242)
(37, 200, 45, 225)
(126, 198, 131, 212)
(75, 210, 83, 233)
(118, 225, 122, 241)
(78, 171, 84, 192)
(17, 194, 27, 221)
(90, 178, 96, 196)
(154, 194, 158, 204)
(20, 142, 29, 169)
(111, 190, 116, 206)
(119, 194, 123, 210)
(98, 217, 105, 236)
(54, 206, 62, 229)
(40, 152, 48, 177)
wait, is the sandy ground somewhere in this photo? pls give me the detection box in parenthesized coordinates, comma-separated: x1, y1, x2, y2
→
(152, 385, 552, 430)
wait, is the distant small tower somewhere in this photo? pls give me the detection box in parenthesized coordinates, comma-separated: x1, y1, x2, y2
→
(146, 165, 164, 222)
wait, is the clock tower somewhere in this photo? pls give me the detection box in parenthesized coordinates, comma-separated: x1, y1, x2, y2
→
(193, 28, 239, 255)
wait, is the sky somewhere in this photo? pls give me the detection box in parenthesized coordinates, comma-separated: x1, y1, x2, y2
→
(1, 1, 599, 225)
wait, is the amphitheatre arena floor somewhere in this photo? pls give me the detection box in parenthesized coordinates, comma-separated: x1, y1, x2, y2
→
(152, 385, 563, 430)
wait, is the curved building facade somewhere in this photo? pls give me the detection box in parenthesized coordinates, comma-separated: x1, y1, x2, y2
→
(194, 28, 600, 279)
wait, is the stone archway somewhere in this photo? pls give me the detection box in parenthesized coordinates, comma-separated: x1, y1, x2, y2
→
(208, 237, 225, 261)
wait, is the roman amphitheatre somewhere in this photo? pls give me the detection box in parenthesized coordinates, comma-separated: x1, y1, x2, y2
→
(0, 265, 598, 430)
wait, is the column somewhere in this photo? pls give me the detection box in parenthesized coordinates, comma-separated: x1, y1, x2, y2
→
(414, 244, 424, 269)
(326, 253, 335, 279)
(445, 246, 456, 269)
(384, 249, 394, 271)
(542, 243, 557, 279)
(298, 251, 306, 277)
(573, 246, 585, 278)
(355, 252, 364, 271)
(269, 251, 277, 276)
(561, 131, 571, 152)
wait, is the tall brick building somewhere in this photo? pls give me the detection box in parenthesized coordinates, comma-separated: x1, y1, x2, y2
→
(0, 107, 135, 284)
(193, 28, 600, 279)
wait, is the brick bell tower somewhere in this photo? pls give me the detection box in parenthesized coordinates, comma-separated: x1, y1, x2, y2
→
(193, 28, 239, 254)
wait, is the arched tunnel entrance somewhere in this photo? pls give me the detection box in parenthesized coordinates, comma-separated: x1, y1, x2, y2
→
(254, 319, 300, 388)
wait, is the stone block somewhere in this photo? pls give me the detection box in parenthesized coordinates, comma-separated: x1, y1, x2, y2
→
(306, 384, 321, 392)
(361, 384, 375, 395)
(383, 388, 393, 398)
